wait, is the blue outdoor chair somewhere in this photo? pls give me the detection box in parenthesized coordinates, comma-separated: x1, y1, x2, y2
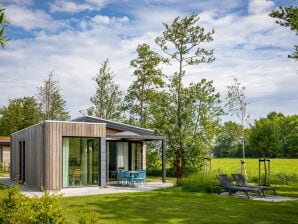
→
(117, 169, 125, 185)
(134, 170, 146, 187)
(122, 171, 132, 185)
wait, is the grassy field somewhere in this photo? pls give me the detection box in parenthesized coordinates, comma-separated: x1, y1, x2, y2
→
(210, 158, 298, 185)
(0, 159, 297, 223)
(211, 158, 298, 176)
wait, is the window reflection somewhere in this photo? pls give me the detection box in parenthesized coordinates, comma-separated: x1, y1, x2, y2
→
(62, 137, 99, 187)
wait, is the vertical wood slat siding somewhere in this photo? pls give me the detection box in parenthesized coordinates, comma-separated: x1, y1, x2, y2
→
(10, 124, 43, 188)
(44, 121, 106, 190)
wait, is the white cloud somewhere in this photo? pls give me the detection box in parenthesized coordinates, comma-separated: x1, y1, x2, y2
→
(50, 0, 109, 13)
(92, 15, 129, 25)
(5, 5, 66, 32)
(50, 1, 92, 13)
(248, 0, 275, 15)
(0, 0, 297, 120)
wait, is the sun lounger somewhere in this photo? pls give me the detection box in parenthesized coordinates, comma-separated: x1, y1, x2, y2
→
(231, 173, 277, 196)
(216, 174, 263, 199)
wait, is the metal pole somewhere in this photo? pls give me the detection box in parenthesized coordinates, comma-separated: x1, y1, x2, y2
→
(162, 138, 166, 183)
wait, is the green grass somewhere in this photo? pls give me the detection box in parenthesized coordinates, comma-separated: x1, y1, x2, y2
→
(62, 188, 298, 224)
(211, 158, 298, 176)
(211, 158, 298, 185)
(0, 158, 297, 223)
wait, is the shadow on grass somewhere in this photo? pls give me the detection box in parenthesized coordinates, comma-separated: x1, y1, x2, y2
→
(63, 187, 298, 224)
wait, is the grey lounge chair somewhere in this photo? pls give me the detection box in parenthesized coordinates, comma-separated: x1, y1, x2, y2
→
(216, 174, 263, 199)
(231, 173, 276, 196)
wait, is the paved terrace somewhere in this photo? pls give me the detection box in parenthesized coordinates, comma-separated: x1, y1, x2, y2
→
(0, 177, 174, 197)
(1, 177, 297, 202)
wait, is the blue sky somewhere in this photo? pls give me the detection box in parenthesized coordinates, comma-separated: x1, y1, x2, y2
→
(0, 0, 297, 123)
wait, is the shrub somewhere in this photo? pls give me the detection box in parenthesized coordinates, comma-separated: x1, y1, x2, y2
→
(181, 173, 218, 193)
(0, 184, 65, 224)
(270, 172, 298, 185)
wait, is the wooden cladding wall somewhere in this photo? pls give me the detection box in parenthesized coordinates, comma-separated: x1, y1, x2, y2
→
(44, 121, 106, 190)
(10, 123, 44, 188)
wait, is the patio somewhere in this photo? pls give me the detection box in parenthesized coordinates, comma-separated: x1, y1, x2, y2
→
(0, 177, 174, 198)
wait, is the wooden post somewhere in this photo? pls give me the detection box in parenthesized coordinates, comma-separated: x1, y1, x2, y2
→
(258, 158, 271, 186)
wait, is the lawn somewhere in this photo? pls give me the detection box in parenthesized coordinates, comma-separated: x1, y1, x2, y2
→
(211, 158, 298, 177)
(1, 158, 297, 223)
(62, 188, 298, 224)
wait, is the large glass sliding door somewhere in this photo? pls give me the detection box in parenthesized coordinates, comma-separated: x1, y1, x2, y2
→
(62, 137, 99, 187)
(107, 141, 143, 180)
(130, 142, 142, 171)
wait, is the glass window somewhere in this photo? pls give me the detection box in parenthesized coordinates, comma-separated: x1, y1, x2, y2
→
(107, 141, 142, 176)
(62, 137, 99, 187)
(130, 143, 142, 170)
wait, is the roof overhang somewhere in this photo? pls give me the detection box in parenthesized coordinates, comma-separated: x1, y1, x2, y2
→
(106, 134, 166, 141)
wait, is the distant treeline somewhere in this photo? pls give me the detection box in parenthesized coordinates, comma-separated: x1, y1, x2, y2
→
(213, 112, 298, 158)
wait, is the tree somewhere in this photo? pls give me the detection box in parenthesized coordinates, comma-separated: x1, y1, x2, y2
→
(125, 43, 168, 127)
(83, 59, 123, 120)
(213, 121, 243, 157)
(37, 73, 70, 120)
(274, 113, 298, 158)
(269, 4, 298, 60)
(0, 97, 41, 135)
(249, 117, 282, 158)
(0, 8, 9, 49)
(225, 78, 249, 177)
(182, 79, 223, 171)
(155, 13, 215, 181)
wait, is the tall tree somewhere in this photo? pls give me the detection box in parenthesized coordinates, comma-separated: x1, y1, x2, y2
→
(0, 8, 9, 49)
(269, 4, 298, 60)
(225, 78, 249, 177)
(125, 43, 168, 127)
(182, 79, 223, 170)
(281, 114, 298, 158)
(213, 121, 243, 157)
(155, 13, 215, 181)
(84, 59, 123, 120)
(0, 97, 41, 135)
(37, 73, 70, 120)
(249, 117, 282, 158)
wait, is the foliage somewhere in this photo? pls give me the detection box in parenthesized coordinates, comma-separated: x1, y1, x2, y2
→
(0, 163, 9, 176)
(269, 4, 298, 60)
(0, 96, 41, 135)
(0, 8, 9, 49)
(83, 59, 123, 121)
(225, 78, 249, 176)
(213, 121, 243, 157)
(249, 117, 282, 158)
(37, 72, 70, 120)
(124, 43, 168, 127)
(181, 172, 218, 193)
(154, 13, 218, 181)
(279, 114, 298, 157)
(249, 112, 298, 158)
(0, 184, 65, 224)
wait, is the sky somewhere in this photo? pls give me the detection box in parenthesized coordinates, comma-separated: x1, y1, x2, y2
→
(0, 0, 297, 123)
